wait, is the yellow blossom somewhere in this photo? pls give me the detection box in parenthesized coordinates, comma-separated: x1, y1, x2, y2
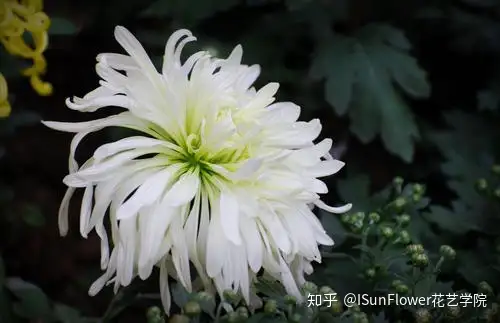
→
(0, 0, 53, 98)
(0, 73, 11, 118)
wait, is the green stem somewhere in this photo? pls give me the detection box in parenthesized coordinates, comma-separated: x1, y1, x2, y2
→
(433, 257, 445, 274)
(102, 288, 126, 322)
(214, 301, 226, 323)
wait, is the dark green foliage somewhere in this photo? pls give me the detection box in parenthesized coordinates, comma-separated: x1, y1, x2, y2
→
(310, 24, 430, 162)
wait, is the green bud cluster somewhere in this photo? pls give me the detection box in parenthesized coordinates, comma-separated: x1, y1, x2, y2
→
(478, 281, 494, 296)
(146, 306, 165, 323)
(439, 245, 456, 260)
(414, 308, 432, 323)
(391, 280, 409, 294)
(475, 178, 488, 193)
(380, 226, 394, 239)
(183, 301, 201, 317)
(406, 244, 428, 267)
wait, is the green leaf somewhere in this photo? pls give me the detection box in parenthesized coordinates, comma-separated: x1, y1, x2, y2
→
(310, 23, 430, 162)
(140, 0, 240, 26)
(5, 278, 52, 320)
(319, 210, 347, 246)
(425, 111, 499, 234)
(171, 282, 190, 308)
(21, 204, 45, 227)
(197, 295, 216, 318)
(49, 17, 79, 35)
(254, 276, 287, 299)
(336, 174, 371, 212)
(336, 172, 390, 213)
(53, 303, 84, 323)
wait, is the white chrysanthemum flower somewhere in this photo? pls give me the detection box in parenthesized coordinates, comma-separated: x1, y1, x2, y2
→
(43, 26, 352, 312)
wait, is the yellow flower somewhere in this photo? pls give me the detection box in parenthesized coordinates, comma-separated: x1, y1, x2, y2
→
(0, 73, 11, 118)
(0, 0, 53, 97)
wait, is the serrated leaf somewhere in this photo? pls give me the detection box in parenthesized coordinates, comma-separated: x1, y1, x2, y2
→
(49, 17, 79, 35)
(311, 23, 430, 162)
(5, 278, 51, 320)
(429, 111, 495, 203)
(457, 251, 497, 285)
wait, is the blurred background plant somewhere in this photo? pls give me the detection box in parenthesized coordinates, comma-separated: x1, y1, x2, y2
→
(1, 0, 500, 322)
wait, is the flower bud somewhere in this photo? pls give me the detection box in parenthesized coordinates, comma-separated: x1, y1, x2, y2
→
(353, 212, 365, 221)
(396, 214, 411, 226)
(330, 300, 343, 314)
(146, 306, 164, 323)
(284, 295, 297, 305)
(439, 245, 456, 260)
(393, 197, 407, 211)
(395, 284, 409, 294)
(396, 230, 411, 244)
(290, 313, 302, 323)
(412, 193, 422, 203)
(491, 164, 500, 175)
(478, 281, 494, 296)
(264, 299, 277, 313)
(341, 214, 351, 224)
(302, 281, 318, 295)
(475, 178, 488, 192)
(393, 176, 404, 186)
(226, 311, 240, 323)
(414, 308, 432, 323)
(319, 286, 334, 295)
(406, 244, 424, 255)
(223, 290, 240, 305)
(445, 305, 460, 318)
(194, 291, 213, 302)
(381, 226, 394, 239)
(168, 314, 189, 323)
(494, 188, 500, 199)
(413, 184, 424, 195)
(412, 253, 429, 267)
(368, 212, 380, 224)
(236, 306, 249, 319)
(183, 301, 201, 317)
(364, 268, 376, 279)
(391, 280, 404, 289)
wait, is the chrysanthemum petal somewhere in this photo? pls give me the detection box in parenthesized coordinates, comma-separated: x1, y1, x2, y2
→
(220, 190, 241, 245)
